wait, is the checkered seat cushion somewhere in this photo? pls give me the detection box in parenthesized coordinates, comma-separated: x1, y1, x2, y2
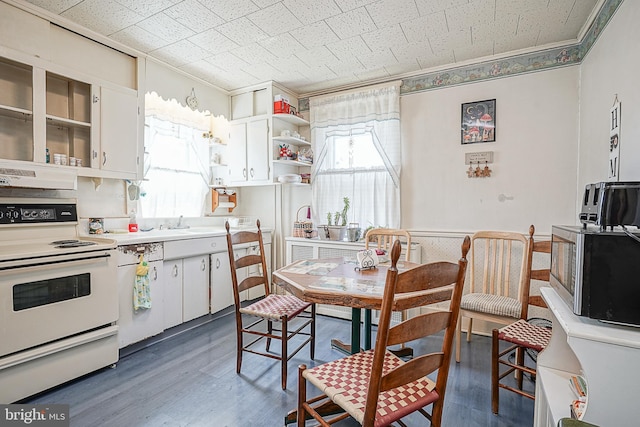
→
(460, 293, 522, 318)
(497, 319, 551, 352)
(303, 350, 438, 427)
(239, 294, 311, 320)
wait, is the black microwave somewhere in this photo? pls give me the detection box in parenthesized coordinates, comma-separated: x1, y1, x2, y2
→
(550, 225, 640, 326)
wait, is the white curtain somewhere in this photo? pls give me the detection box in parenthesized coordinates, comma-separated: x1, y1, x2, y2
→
(141, 92, 211, 218)
(310, 82, 402, 229)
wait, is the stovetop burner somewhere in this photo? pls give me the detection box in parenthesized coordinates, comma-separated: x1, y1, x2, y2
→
(51, 240, 98, 248)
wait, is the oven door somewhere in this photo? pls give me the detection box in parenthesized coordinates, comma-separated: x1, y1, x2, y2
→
(0, 250, 117, 358)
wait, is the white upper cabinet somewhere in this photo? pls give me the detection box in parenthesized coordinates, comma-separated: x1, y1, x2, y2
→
(94, 86, 138, 176)
(228, 118, 270, 185)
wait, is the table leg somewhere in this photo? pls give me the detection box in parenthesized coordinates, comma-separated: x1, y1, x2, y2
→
(364, 309, 372, 350)
(330, 308, 361, 355)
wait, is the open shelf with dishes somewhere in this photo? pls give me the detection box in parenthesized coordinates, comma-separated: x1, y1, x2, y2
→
(272, 108, 311, 186)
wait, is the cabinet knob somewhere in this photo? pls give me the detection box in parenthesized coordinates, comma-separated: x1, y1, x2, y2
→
(152, 266, 158, 280)
(216, 258, 221, 269)
(102, 152, 107, 166)
(249, 168, 254, 178)
(243, 168, 247, 178)
(172, 264, 178, 277)
(201, 259, 206, 271)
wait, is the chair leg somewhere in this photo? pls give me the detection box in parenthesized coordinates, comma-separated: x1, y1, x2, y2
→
(466, 317, 473, 342)
(282, 316, 288, 390)
(297, 365, 307, 427)
(310, 304, 316, 360)
(236, 321, 243, 374)
(266, 319, 273, 352)
(516, 346, 525, 389)
(455, 315, 462, 363)
(491, 329, 499, 415)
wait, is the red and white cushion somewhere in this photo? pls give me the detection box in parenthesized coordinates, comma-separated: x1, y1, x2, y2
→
(239, 294, 311, 320)
(303, 350, 438, 427)
(498, 319, 551, 352)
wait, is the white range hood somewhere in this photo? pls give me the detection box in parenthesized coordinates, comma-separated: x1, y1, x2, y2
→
(0, 163, 78, 190)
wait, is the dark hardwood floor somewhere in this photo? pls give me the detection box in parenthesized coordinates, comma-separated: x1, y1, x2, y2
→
(24, 311, 534, 426)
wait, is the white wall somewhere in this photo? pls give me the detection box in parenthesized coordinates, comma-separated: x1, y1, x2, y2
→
(144, 60, 229, 119)
(578, 0, 640, 191)
(400, 66, 580, 235)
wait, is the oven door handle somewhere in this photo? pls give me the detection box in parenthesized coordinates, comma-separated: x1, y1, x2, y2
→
(0, 253, 111, 273)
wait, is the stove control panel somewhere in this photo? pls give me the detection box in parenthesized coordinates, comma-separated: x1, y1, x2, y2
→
(0, 203, 77, 224)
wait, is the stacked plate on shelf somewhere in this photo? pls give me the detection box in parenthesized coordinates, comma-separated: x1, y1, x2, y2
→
(277, 174, 302, 184)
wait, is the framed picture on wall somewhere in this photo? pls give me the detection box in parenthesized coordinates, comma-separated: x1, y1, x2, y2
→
(461, 99, 496, 144)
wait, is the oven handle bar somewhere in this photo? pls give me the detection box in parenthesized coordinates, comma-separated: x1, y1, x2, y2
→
(0, 253, 111, 273)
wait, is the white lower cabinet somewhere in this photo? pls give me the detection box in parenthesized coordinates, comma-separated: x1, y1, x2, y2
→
(163, 254, 210, 329)
(162, 259, 183, 329)
(116, 243, 164, 349)
(210, 250, 233, 314)
(183, 255, 210, 321)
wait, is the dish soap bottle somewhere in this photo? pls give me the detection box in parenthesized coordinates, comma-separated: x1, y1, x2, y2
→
(128, 210, 138, 232)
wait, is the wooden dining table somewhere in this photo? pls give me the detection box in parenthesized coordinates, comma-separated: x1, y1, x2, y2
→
(272, 257, 420, 355)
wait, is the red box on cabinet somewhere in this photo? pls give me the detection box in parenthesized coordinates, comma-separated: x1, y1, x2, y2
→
(274, 100, 290, 114)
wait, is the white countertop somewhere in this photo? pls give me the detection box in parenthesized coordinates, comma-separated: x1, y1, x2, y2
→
(87, 226, 271, 245)
(541, 287, 640, 349)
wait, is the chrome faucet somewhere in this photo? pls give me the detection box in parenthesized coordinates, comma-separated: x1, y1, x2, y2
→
(169, 215, 190, 229)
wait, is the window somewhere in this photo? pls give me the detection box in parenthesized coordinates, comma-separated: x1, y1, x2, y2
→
(141, 92, 212, 218)
(310, 83, 402, 229)
(328, 131, 385, 170)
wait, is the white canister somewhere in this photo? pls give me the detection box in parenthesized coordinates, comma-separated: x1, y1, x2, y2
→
(53, 154, 62, 165)
(59, 154, 67, 166)
(69, 157, 77, 166)
(76, 158, 82, 167)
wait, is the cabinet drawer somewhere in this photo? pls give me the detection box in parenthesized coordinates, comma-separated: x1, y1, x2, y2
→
(164, 236, 226, 259)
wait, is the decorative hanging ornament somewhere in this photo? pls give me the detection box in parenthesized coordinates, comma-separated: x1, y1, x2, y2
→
(186, 87, 199, 110)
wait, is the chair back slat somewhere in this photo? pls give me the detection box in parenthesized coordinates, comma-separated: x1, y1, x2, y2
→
(387, 311, 451, 346)
(235, 254, 263, 269)
(395, 262, 460, 293)
(238, 275, 267, 293)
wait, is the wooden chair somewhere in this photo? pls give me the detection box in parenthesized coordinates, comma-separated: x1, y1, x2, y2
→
(295, 236, 470, 427)
(455, 225, 533, 363)
(225, 219, 316, 390)
(364, 228, 412, 262)
(491, 234, 552, 414)
(365, 228, 412, 356)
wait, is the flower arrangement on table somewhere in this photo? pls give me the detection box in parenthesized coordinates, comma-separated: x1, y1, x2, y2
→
(279, 144, 294, 160)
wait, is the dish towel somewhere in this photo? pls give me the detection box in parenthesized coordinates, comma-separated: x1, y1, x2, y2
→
(133, 254, 151, 311)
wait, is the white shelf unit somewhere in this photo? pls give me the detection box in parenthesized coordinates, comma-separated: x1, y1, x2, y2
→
(272, 113, 311, 185)
(534, 287, 640, 427)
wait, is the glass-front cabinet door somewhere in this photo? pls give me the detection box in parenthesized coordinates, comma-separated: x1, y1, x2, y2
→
(46, 71, 93, 168)
(0, 57, 34, 162)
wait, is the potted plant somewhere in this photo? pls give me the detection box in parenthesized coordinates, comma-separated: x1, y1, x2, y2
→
(325, 197, 350, 241)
